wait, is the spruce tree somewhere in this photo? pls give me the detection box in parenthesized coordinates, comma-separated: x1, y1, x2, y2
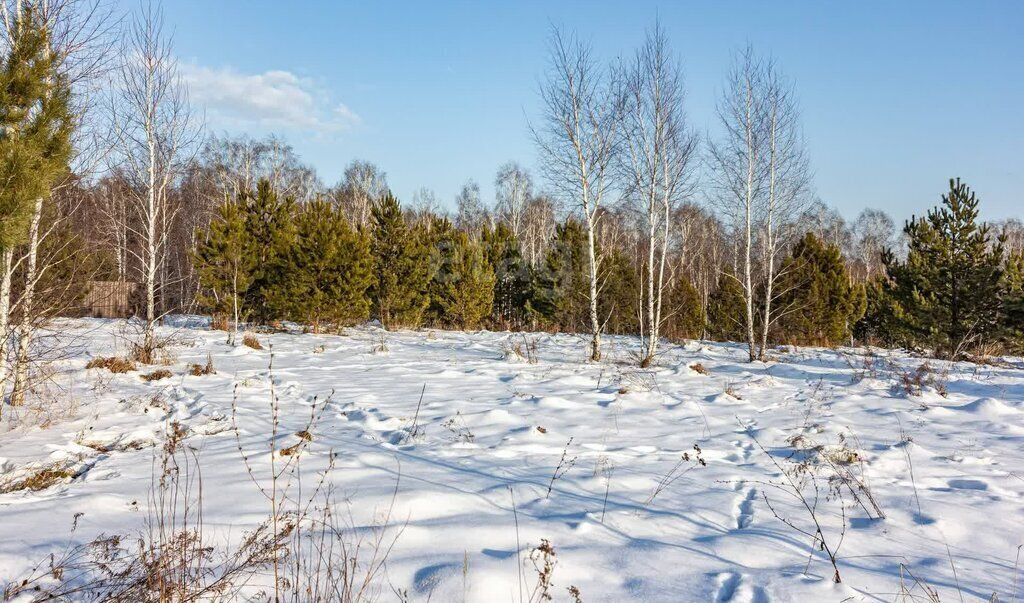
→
(273, 199, 372, 332)
(370, 193, 430, 329)
(882, 178, 1004, 358)
(194, 196, 255, 344)
(482, 223, 532, 329)
(777, 232, 866, 346)
(707, 269, 747, 342)
(435, 231, 496, 329)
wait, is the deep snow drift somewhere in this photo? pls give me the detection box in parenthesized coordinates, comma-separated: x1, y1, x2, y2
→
(1, 318, 1022, 601)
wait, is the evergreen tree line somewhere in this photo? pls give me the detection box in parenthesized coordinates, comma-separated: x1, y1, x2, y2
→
(190, 173, 1023, 361)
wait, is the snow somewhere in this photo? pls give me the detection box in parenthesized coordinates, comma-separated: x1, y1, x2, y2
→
(1, 318, 1023, 601)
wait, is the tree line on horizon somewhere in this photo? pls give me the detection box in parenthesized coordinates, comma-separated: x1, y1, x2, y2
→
(2, 0, 1024, 420)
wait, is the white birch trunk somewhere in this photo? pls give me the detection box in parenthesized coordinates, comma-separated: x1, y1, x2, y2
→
(9, 197, 43, 406)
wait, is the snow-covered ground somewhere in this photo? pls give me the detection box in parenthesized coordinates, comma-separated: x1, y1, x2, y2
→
(1, 318, 1022, 601)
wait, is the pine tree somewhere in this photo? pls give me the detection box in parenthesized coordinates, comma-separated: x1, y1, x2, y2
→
(482, 223, 532, 329)
(194, 196, 255, 344)
(665, 275, 706, 341)
(0, 5, 73, 251)
(423, 215, 457, 325)
(707, 269, 747, 342)
(435, 231, 495, 329)
(854, 277, 903, 348)
(599, 250, 640, 335)
(529, 219, 589, 332)
(370, 193, 430, 329)
(1001, 250, 1024, 351)
(882, 178, 1004, 358)
(273, 199, 372, 332)
(777, 232, 866, 346)
(242, 180, 297, 324)
(0, 5, 74, 406)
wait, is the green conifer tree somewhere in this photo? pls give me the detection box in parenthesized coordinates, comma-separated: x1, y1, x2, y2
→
(777, 232, 866, 346)
(194, 196, 255, 344)
(665, 275, 706, 341)
(435, 231, 496, 329)
(0, 4, 73, 251)
(273, 199, 373, 332)
(854, 277, 903, 348)
(529, 219, 589, 331)
(423, 215, 457, 325)
(242, 180, 297, 323)
(882, 178, 1004, 358)
(370, 193, 430, 329)
(707, 269, 747, 342)
(599, 250, 640, 335)
(1001, 250, 1024, 351)
(482, 223, 532, 329)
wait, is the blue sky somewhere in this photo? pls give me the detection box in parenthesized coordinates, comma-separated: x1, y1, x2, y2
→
(150, 1, 1022, 221)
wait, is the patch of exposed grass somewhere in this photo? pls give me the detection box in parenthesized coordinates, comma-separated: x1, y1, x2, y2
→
(141, 369, 173, 382)
(85, 356, 136, 374)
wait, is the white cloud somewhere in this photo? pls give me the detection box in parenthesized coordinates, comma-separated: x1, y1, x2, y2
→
(180, 63, 361, 133)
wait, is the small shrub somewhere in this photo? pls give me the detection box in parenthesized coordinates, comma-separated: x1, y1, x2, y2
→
(188, 354, 216, 376)
(896, 362, 948, 398)
(242, 333, 263, 350)
(690, 362, 709, 375)
(210, 314, 229, 331)
(85, 356, 136, 374)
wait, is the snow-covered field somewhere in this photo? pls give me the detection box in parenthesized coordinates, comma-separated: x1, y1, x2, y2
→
(1, 318, 1022, 601)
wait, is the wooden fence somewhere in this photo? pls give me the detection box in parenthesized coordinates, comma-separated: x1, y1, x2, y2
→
(84, 280, 138, 318)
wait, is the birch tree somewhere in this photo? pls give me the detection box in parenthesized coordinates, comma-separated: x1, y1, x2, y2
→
(755, 59, 811, 360)
(334, 159, 387, 229)
(534, 27, 621, 362)
(494, 161, 532, 241)
(0, 0, 86, 405)
(111, 1, 198, 362)
(707, 46, 767, 361)
(851, 209, 894, 282)
(619, 22, 697, 366)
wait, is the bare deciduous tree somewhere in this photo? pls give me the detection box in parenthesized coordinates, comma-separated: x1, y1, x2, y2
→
(495, 161, 533, 241)
(111, 1, 200, 362)
(851, 208, 895, 281)
(534, 27, 621, 361)
(455, 179, 486, 235)
(707, 46, 767, 362)
(755, 58, 811, 361)
(619, 21, 697, 366)
(333, 159, 387, 229)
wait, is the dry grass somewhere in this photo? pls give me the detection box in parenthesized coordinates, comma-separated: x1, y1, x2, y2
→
(86, 356, 136, 374)
(188, 354, 216, 376)
(242, 333, 263, 350)
(0, 466, 76, 494)
(690, 362, 709, 375)
(141, 369, 174, 382)
(210, 315, 229, 331)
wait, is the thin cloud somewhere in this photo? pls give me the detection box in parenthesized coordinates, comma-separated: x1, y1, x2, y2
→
(181, 63, 361, 132)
